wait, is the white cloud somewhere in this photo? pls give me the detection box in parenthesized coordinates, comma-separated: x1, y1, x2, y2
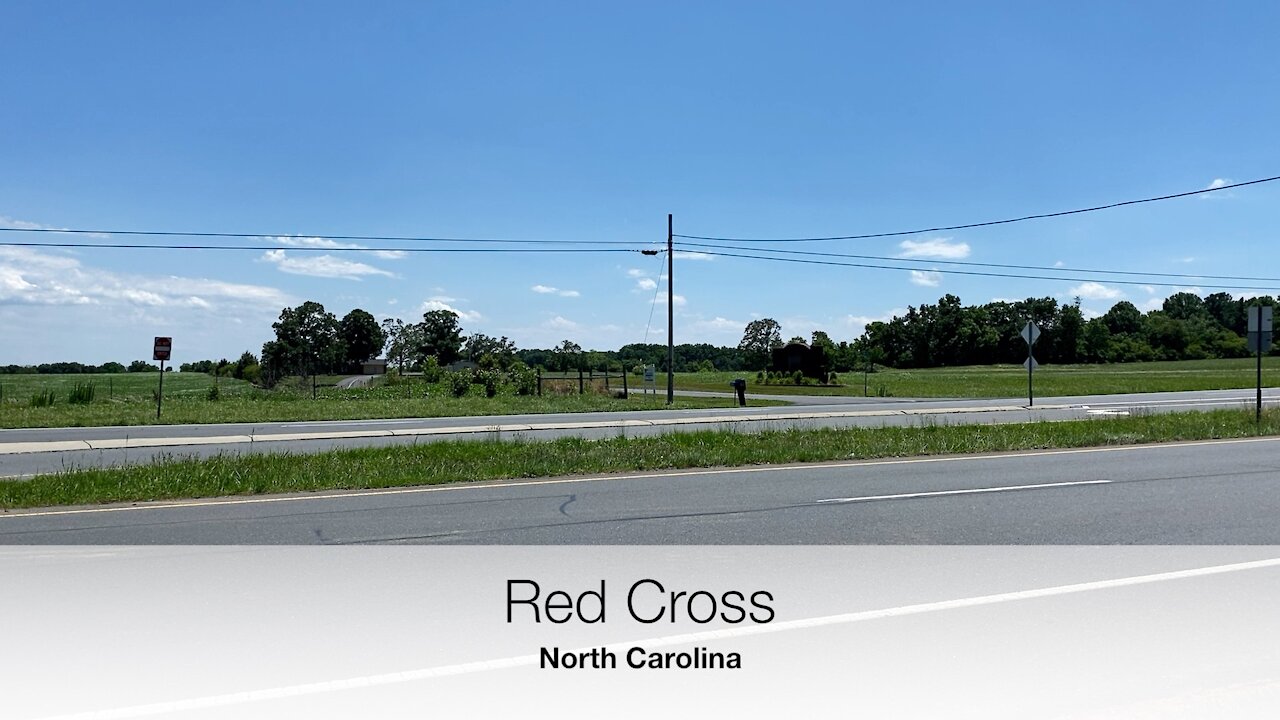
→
(547, 315, 579, 330)
(1141, 285, 1157, 294)
(260, 249, 395, 280)
(626, 268, 648, 278)
(688, 316, 742, 337)
(1053, 260, 1065, 268)
(654, 293, 687, 307)
(1202, 178, 1234, 200)
(268, 236, 407, 261)
(1068, 281, 1124, 300)
(0, 215, 108, 238)
(844, 310, 902, 336)
(419, 298, 482, 322)
(1138, 297, 1164, 312)
(636, 277, 657, 291)
(898, 238, 970, 259)
(0, 246, 294, 311)
(531, 284, 581, 297)
(1178, 257, 1195, 263)
(672, 251, 714, 261)
(909, 270, 942, 287)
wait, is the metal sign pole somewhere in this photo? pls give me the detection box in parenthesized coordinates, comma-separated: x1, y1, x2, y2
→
(157, 359, 164, 420)
(1027, 336, 1034, 408)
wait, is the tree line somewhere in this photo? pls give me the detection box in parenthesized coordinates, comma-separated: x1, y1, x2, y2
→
(857, 292, 1277, 369)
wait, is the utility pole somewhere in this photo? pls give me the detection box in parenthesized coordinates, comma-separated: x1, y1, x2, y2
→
(667, 213, 674, 405)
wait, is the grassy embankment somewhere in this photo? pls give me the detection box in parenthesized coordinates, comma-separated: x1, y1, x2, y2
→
(679, 356, 1280, 398)
(3, 408, 1276, 509)
(0, 372, 775, 429)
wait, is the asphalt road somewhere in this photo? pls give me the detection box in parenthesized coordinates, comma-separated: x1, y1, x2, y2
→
(4, 435, 1279, 544)
(1, 388, 1276, 477)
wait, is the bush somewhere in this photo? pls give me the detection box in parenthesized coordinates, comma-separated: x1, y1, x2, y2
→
(827, 372, 840, 385)
(30, 389, 56, 407)
(792, 370, 804, 386)
(507, 363, 538, 396)
(68, 382, 95, 405)
(445, 371, 471, 398)
(476, 369, 502, 398)
(206, 385, 221, 401)
(422, 356, 444, 384)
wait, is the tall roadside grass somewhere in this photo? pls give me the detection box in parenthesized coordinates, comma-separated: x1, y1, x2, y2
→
(3, 408, 1277, 509)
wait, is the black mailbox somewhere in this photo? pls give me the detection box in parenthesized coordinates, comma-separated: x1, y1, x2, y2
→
(730, 378, 747, 406)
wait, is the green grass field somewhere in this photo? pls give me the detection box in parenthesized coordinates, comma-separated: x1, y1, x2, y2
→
(0, 372, 773, 428)
(4, 408, 1275, 509)
(678, 356, 1280, 398)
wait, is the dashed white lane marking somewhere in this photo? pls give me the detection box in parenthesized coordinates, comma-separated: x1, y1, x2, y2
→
(2, 435, 1278, 520)
(814, 479, 1111, 504)
(33, 555, 1280, 720)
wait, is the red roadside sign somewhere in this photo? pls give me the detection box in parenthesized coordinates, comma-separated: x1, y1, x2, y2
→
(153, 336, 172, 362)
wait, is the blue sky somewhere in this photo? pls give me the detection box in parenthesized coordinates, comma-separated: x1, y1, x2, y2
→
(3, 1, 1278, 364)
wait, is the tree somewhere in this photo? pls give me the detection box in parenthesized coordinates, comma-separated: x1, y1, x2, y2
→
(339, 309, 386, 370)
(1102, 301, 1143, 336)
(1162, 292, 1208, 322)
(128, 360, 159, 372)
(738, 319, 783, 369)
(465, 333, 518, 368)
(549, 339, 583, 371)
(262, 301, 342, 383)
(417, 310, 465, 366)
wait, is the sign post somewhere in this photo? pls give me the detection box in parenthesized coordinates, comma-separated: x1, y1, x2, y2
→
(1248, 306, 1273, 424)
(153, 336, 172, 421)
(643, 364, 656, 396)
(1021, 321, 1041, 407)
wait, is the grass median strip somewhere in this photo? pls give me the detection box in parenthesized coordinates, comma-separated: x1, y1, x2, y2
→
(3, 408, 1279, 510)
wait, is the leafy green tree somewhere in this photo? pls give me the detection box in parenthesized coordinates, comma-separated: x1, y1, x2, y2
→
(262, 301, 342, 384)
(1162, 292, 1208, 322)
(738, 318, 783, 369)
(339, 309, 387, 370)
(1102, 301, 1143, 336)
(465, 333, 518, 368)
(548, 339, 583, 371)
(417, 310, 465, 366)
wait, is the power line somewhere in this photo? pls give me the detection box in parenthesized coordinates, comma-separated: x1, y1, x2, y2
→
(675, 175, 1280, 242)
(0, 226, 647, 246)
(674, 241, 1280, 284)
(0, 241, 647, 254)
(684, 249, 1280, 292)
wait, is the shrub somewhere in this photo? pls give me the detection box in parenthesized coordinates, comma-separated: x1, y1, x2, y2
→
(476, 369, 502, 398)
(827, 372, 840, 385)
(30, 389, 56, 407)
(206, 385, 221, 401)
(422, 356, 444, 384)
(445, 371, 471, 398)
(507, 364, 538, 396)
(792, 370, 804, 386)
(756, 371, 765, 384)
(68, 382, 95, 405)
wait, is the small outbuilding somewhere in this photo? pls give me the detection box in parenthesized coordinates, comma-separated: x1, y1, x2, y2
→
(360, 358, 388, 375)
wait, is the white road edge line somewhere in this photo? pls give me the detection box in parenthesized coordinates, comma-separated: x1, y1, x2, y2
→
(34, 555, 1280, 720)
(814, 479, 1111, 504)
(3, 435, 1278, 520)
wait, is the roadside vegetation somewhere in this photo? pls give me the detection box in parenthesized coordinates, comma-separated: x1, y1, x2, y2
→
(677, 357, 1280, 399)
(3, 408, 1277, 509)
(0, 371, 770, 429)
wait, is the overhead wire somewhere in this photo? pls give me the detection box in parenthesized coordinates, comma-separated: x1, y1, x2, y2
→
(682, 249, 1280, 292)
(0, 240, 646, 254)
(675, 175, 1280, 242)
(0, 226, 644, 245)
(674, 240, 1280, 284)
